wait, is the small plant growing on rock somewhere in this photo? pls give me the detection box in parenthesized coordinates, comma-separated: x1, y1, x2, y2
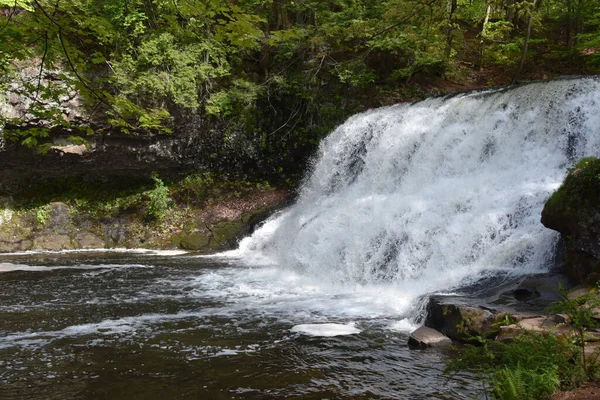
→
(35, 205, 52, 225)
(147, 173, 172, 221)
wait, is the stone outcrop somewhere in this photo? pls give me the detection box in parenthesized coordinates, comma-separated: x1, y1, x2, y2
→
(0, 189, 289, 252)
(541, 157, 600, 284)
(408, 326, 452, 348)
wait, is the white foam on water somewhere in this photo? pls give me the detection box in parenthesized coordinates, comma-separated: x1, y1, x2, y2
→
(181, 266, 418, 319)
(388, 319, 419, 333)
(291, 322, 361, 337)
(0, 262, 152, 273)
(0, 311, 209, 349)
(0, 248, 189, 257)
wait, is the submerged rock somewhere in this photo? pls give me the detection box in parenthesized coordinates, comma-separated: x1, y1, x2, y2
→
(408, 326, 452, 348)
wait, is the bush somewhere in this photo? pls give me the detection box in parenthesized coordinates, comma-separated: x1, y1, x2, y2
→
(147, 173, 171, 221)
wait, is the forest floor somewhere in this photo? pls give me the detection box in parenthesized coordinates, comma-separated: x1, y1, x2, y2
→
(551, 383, 600, 400)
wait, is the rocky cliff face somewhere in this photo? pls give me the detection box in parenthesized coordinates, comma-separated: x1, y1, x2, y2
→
(541, 157, 600, 284)
(0, 65, 264, 195)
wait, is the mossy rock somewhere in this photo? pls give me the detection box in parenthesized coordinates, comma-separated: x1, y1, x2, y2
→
(176, 232, 211, 250)
(425, 298, 509, 342)
(208, 219, 246, 249)
(544, 157, 600, 220)
(542, 157, 600, 284)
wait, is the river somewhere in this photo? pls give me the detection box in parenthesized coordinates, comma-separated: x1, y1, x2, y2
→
(0, 250, 479, 399)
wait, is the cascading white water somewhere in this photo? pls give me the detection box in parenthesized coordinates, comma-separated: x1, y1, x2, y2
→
(232, 77, 600, 301)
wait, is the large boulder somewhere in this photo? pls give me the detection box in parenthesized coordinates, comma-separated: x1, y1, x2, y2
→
(424, 297, 508, 342)
(541, 157, 600, 284)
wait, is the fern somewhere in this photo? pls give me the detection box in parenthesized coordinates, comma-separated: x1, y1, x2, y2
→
(493, 363, 559, 400)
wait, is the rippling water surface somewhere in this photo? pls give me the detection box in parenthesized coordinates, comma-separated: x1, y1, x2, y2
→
(0, 250, 480, 399)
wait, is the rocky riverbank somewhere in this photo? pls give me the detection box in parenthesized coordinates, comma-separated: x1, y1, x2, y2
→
(0, 175, 290, 253)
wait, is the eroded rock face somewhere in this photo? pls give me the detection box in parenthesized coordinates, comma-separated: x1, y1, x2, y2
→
(541, 158, 600, 284)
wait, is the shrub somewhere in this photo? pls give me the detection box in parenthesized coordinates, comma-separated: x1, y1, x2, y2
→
(147, 173, 171, 221)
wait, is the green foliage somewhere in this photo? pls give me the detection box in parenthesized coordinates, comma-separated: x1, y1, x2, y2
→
(146, 173, 171, 221)
(493, 363, 560, 400)
(1, 0, 599, 177)
(550, 286, 600, 379)
(448, 331, 582, 399)
(35, 205, 52, 225)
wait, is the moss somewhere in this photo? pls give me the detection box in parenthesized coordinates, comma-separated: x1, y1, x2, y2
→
(547, 157, 600, 215)
(172, 232, 211, 250)
(208, 219, 246, 248)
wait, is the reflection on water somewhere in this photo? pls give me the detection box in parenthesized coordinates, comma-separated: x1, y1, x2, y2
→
(0, 251, 480, 399)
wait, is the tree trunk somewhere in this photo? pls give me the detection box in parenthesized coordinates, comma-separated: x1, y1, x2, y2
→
(511, 0, 537, 84)
(444, 0, 458, 59)
(475, 5, 492, 71)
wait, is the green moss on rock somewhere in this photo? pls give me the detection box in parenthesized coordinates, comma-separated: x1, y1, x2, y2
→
(542, 157, 600, 284)
(546, 157, 600, 216)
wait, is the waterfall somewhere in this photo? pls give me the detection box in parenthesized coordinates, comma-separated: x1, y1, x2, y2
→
(232, 77, 600, 297)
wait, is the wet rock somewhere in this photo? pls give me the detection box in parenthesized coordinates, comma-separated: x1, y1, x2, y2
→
(514, 286, 541, 301)
(408, 326, 452, 348)
(425, 298, 505, 342)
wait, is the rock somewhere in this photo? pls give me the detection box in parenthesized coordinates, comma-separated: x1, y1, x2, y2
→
(541, 157, 600, 284)
(48, 202, 70, 231)
(33, 234, 73, 250)
(178, 232, 211, 250)
(553, 314, 569, 324)
(425, 298, 505, 342)
(50, 144, 88, 156)
(584, 341, 600, 357)
(497, 317, 571, 341)
(75, 232, 105, 249)
(584, 331, 600, 342)
(408, 326, 452, 348)
(514, 286, 540, 301)
(568, 286, 595, 299)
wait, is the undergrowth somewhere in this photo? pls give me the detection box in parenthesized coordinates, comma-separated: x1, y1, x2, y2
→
(8, 172, 276, 222)
(446, 285, 600, 399)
